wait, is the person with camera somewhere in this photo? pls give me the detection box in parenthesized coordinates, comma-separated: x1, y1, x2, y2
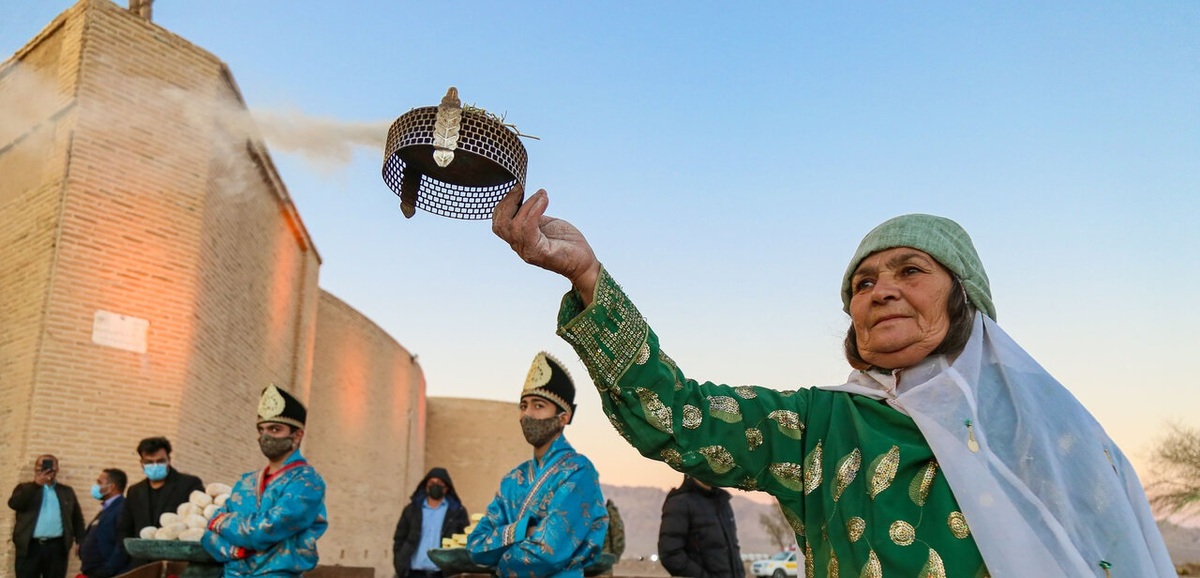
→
(7, 455, 85, 578)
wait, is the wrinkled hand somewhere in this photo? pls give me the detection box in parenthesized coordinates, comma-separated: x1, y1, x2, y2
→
(492, 186, 600, 303)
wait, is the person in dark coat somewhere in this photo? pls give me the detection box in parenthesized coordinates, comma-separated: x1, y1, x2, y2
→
(7, 455, 86, 578)
(115, 437, 203, 564)
(657, 475, 745, 578)
(393, 467, 469, 578)
(79, 468, 129, 578)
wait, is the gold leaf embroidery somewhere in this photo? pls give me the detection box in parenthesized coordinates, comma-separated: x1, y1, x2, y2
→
(780, 503, 805, 537)
(847, 517, 865, 543)
(919, 548, 946, 578)
(557, 269, 649, 390)
(746, 428, 763, 451)
(860, 550, 881, 578)
(734, 386, 758, 399)
(606, 412, 630, 443)
(636, 388, 673, 433)
(770, 462, 805, 493)
(833, 448, 862, 502)
(805, 543, 815, 578)
(828, 548, 840, 578)
(908, 460, 938, 507)
(699, 446, 735, 474)
(889, 520, 915, 546)
(767, 409, 805, 440)
(635, 342, 651, 365)
(948, 511, 970, 539)
(867, 445, 900, 500)
(707, 396, 743, 423)
(661, 448, 683, 469)
(659, 350, 677, 372)
(737, 477, 758, 491)
(682, 405, 702, 429)
(804, 442, 824, 495)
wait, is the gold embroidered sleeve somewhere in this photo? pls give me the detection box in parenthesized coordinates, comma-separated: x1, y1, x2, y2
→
(557, 266, 811, 493)
(558, 265, 650, 388)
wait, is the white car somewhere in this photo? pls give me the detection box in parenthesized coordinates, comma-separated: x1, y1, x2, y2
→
(750, 550, 800, 578)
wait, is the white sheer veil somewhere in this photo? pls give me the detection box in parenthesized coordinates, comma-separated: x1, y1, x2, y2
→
(823, 313, 1174, 577)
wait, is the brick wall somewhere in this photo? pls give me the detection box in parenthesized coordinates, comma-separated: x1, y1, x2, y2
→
(0, 6, 85, 569)
(424, 397, 531, 526)
(306, 290, 425, 577)
(1, 1, 321, 573)
(1, 4, 485, 578)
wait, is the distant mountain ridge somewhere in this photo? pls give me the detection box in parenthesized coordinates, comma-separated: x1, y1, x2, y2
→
(601, 483, 791, 559)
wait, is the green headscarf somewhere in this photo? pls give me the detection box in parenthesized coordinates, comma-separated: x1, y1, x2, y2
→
(840, 214, 996, 320)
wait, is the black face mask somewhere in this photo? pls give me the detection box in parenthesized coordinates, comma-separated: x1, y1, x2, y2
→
(521, 414, 563, 447)
(427, 485, 445, 500)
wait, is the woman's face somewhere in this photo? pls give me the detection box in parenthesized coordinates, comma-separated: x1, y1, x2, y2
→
(849, 247, 955, 369)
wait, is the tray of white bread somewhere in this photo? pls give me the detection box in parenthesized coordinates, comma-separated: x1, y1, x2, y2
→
(137, 482, 233, 542)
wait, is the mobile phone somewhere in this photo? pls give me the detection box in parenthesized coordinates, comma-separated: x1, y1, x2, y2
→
(40, 459, 53, 472)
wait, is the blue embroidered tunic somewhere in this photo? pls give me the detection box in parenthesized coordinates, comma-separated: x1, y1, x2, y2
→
(202, 451, 328, 578)
(467, 435, 608, 578)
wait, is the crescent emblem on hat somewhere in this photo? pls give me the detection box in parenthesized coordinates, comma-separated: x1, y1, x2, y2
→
(258, 384, 285, 419)
(524, 353, 552, 392)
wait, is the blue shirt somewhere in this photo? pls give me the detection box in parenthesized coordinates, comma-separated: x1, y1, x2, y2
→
(32, 484, 63, 539)
(101, 494, 120, 511)
(411, 499, 448, 571)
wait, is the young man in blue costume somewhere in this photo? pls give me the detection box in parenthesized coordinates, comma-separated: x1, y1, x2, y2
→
(202, 385, 328, 578)
(467, 352, 608, 578)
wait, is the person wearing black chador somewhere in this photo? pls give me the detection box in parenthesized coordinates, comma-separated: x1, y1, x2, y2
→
(393, 467, 469, 578)
(657, 475, 745, 578)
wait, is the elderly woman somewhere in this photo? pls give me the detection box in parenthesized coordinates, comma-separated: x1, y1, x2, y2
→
(492, 188, 1173, 577)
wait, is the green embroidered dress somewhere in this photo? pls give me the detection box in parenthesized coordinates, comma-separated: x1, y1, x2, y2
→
(558, 268, 988, 578)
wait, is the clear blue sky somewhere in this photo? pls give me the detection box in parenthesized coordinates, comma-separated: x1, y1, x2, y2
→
(4, 1, 1198, 492)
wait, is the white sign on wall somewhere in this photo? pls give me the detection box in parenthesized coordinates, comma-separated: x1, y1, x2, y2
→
(92, 310, 149, 354)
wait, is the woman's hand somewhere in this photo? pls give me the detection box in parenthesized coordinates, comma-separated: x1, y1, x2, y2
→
(492, 185, 601, 304)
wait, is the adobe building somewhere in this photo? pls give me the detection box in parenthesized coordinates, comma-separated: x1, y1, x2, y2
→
(0, 1, 528, 576)
(424, 397, 529, 519)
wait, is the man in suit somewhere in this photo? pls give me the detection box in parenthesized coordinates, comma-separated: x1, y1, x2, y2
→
(115, 437, 203, 563)
(7, 455, 86, 578)
(79, 469, 129, 578)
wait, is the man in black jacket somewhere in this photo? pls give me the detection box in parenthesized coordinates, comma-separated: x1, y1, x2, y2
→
(79, 468, 128, 578)
(115, 437, 203, 563)
(657, 475, 745, 578)
(392, 467, 469, 578)
(7, 455, 86, 578)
